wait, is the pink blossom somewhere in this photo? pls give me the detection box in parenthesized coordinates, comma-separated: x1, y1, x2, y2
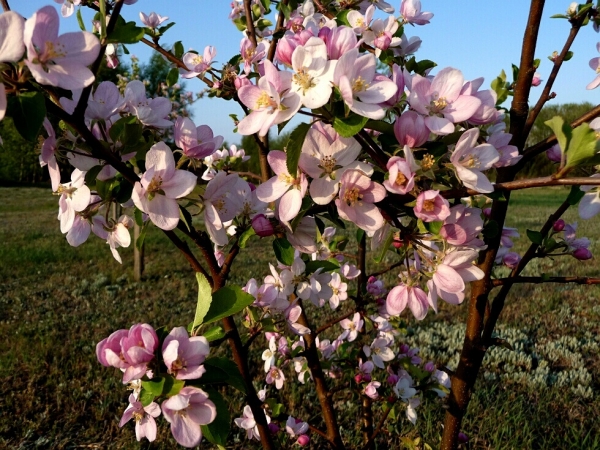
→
(266, 366, 286, 389)
(450, 129, 499, 193)
(334, 48, 398, 119)
(502, 252, 521, 269)
(105, 43, 119, 69)
(234, 405, 270, 441)
(285, 416, 309, 437)
(124, 80, 173, 128)
(162, 327, 210, 380)
(119, 394, 160, 442)
(241, 37, 267, 74)
(299, 124, 362, 205)
(487, 121, 521, 168)
(384, 156, 415, 195)
(400, 0, 433, 25)
(394, 110, 429, 148)
(553, 219, 566, 232)
(440, 204, 484, 247)
(546, 143, 562, 162)
(328, 273, 348, 309)
(339, 312, 363, 342)
(106, 215, 133, 264)
(573, 247, 593, 260)
(363, 17, 401, 56)
(181, 46, 216, 78)
(54, 0, 82, 18)
(203, 172, 247, 245)
(531, 72, 542, 87)
(40, 119, 60, 191)
(287, 216, 318, 254)
(335, 169, 386, 232)
(364, 381, 381, 399)
(290, 37, 335, 109)
(587, 43, 600, 89)
(139, 12, 169, 29)
(131, 142, 197, 231)
(162, 387, 217, 448)
(578, 174, 600, 219)
(0, 11, 25, 121)
(320, 25, 358, 60)
(358, 0, 394, 14)
(461, 77, 499, 125)
(386, 283, 429, 320)
(174, 117, 222, 159)
(427, 249, 484, 310)
(24, 6, 100, 90)
(408, 67, 481, 135)
(363, 338, 394, 368)
(252, 214, 275, 237)
(256, 151, 308, 223)
(85, 81, 124, 120)
(341, 262, 361, 279)
(275, 34, 299, 67)
(297, 434, 311, 446)
(347, 6, 374, 34)
(237, 60, 301, 136)
(57, 169, 91, 234)
(414, 190, 450, 222)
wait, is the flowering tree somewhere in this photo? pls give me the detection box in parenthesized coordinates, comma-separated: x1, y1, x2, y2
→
(2, 0, 600, 448)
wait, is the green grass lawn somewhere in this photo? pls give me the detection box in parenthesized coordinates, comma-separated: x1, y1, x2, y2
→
(0, 186, 599, 449)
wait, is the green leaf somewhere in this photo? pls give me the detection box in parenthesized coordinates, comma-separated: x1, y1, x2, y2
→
(173, 41, 184, 59)
(134, 208, 144, 227)
(564, 51, 574, 61)
(157, 22, 176, 35)
(564, 122, 600, 169)
(526, 229, 543, 245)
(7, 92, 46, 142)
(142, 377, 165, 396)
(424, 221, 443, 235)
(107, 16, 145, 44)
(273, 238, 294, 266)
(286, 122, 311, 176)
(109, 115, 139, 143)
(365, 119, 394, 136)
(550, 14, 569, 18)
(200, 388, 230, 446)
(544, 116, 571, 154)
(202, 326, 225, 342)
(201, 358, 246, 393)
(373, 228, 393, 264)
(567, 185, 585, 205)
(256, 18, 273, 30)
(192, 272, 212, 330)
(179, 206, 193, 232)
(239, 227, 256, 249)
(166, 67, 179, 87)
(136, 220, 148, 251)
(202, 286, 255, 325)
(162, 376, 185, 397)
(138, 388, 155, 407)
(76, 8, 86, 31)
(84, 165, 104, 187)
(265, 398, 285, 418)
(333, 113, 369, 138)
(356, 228, 365, 243)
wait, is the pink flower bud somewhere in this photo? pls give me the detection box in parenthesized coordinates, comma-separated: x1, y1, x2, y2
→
(424, 361, 436, 372)
(399, 344, 410, 354)
(502, 252, 521, 269)
(297, 434, 310, 446)
(573, 248, 592, 260)
(234, 75, 251, 90)
(387, 374, 399, 385)
(458, 432, 469, 443)
(553, 219, 565, 232)
(268, 423, 280, 434)
(483, 208, 492, 218)
(363, 374, 372, 383)
(531, 72, 542, 87)
(252, 214, 275, 237)
(546, 144, 562, 162)
(354, 374, 364, 384)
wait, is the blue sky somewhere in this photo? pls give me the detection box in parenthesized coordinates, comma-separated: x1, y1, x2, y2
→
(17, 1, 600, 145)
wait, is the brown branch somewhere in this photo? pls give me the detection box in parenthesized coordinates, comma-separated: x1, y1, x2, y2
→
(243, 0, 259, 47)
(267, 0, 288, 62)
(361, 399, 397, 450)
(74, 0, 124, 118)
(367, 261, 404, 279)
(441, 2, 547, 449)
(482, 197, 571, 341)
(492, 276, 600, 287)
(296, 301, 345, 449)
(163, 230, 211, 284)
(176, 224, 221, 279)
(354, 131, 389, 170)
(523, 0, 593, 139)
(308, 423, 330, 441)
(0, 0, 10, 11)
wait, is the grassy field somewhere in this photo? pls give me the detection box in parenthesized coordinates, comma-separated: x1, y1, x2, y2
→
(1, 186, 599, 449)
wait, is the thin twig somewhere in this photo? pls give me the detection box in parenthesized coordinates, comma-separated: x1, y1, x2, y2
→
(492, 276, 600, 286)
(361, 399, 397, 450)
(0, 0, 10, 11)
(267, 0, 288, 62)
(315, 309, 357, 335)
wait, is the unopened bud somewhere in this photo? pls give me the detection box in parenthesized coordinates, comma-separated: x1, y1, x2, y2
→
(297, 434, 310, 446)
(573, 248, 592, 260)
(458, 432, 469, 443)
(553, 219, 565, 232)
(252, 214, 274, 237)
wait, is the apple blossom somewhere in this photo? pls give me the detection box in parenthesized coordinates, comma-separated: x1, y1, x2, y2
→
(162, 327, 210, 380)
(131, 142, 197, 231)
(119, 394, 161, 442)
(386, 283, 429, 320)
(139, 12, 169, 29)
(400, 0, 433, 25)
(339, 312, 363, 342)
(290, 37, 335, 109)
(162, 387, 217, 448)
(124, 80, 173, 128)
(174, 117, 223, 159)
(335, 169, 386, 232)
(578, 174, 600, 219)
(234, 405, 270, 441)
(450, 128, 499, 193)
(180, 46, 216, 78)
(413, 190, 450, 222)
(24, 6, 100, 90)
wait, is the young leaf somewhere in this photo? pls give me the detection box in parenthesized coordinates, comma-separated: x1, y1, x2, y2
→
(273, 237, 294, 266)
(202, 326, 225, 342)
(544, 116, 571, 153)
(192, 272, 212, 330)
(333, 113, 369, 138)
(166, 67, 179, 87)
(107, 16, 145, 44)
(564, 122, 600, 169)
(286, 122, 311, 176)
(200, 388, 231, 446)
(142, 377, 165, 396)
(526, 229, 543, 245)
(202, 358, 247, 393)
(202, 286, 255, 325)
(7, 92, 46, 142)
(173, 41, 184, 59)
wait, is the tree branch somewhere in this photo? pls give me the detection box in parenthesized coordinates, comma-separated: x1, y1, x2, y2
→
(243, 0, 258, 47)
(361, 399, 397, 450)
(0, 0, 10, 12)
(267, 0, 288, 62)
(492, 276, 600, 286)
(315, 309, 357, 336)
(523, 0, 593, 138)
